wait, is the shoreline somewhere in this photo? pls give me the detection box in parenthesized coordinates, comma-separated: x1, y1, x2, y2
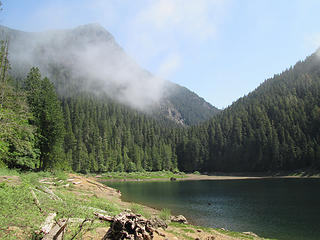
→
(95, 175, 270, 240)
(97, 172, 320, 182)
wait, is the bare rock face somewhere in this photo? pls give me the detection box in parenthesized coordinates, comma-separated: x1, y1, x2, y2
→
(102, 212, 168, 240)
(170, 215, 188, 224)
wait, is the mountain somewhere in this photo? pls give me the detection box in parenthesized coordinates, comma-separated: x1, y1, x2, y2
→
(177, 49, 320, 172)
(0, 24, 219, 125)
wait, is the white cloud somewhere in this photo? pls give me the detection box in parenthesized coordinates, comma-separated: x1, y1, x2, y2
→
(305, 33, 320, 57)
(156, 53, 181, 79)
(124, 0, 229, 78)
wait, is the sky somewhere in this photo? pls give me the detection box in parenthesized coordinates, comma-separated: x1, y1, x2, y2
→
(1, 0, 320, 109)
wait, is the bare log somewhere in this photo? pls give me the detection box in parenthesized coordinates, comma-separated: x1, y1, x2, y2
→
(94, 212, 113, 222)
(87, 206, 109, 215)
(42, 219, 68, 240)
(86, 179, 110, 190)
(37, 185, 62, 201)
(30, 189, 43, 212)
(40, 213, 57, 234)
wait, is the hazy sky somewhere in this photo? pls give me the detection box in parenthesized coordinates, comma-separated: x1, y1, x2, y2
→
(1, 0, 320, 108)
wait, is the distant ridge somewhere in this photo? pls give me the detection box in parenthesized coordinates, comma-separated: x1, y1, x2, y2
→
(0, 24, 220, 125)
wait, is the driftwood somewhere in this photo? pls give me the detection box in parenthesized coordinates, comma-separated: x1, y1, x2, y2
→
(94, 212, 113, 221)
(101, 212, 167, 240)
(37, 185, 62, 201)
(86, 179, 110, 190)
(40, 213, 57, 234)
(30, 189, 43, 212)
(42, 219, 68, 240)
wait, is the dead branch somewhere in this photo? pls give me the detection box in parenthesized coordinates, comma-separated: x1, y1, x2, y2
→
(94, 212, 113, 222)
(37, 185, 62, 201)
(70, 218, 90, 240)
(30, 188, 43, 213)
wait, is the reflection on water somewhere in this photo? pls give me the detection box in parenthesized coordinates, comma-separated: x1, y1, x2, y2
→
(107, 179, 320, 240)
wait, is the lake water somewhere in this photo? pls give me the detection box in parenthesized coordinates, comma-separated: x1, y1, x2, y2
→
(107, 178, 320, 240)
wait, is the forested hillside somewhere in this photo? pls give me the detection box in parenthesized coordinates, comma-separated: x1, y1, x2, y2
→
(1, 24, 320, 173)
(178, 50, 320, 172)
(61, 92, 182, 173)
(0, 36, 183, 171)
(0, 24, 219, 126)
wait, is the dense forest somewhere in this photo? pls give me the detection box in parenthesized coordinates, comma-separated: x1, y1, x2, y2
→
(1, 36, 320, 173)
(0, 39, 183, 172)
(178, 50, 320, 172)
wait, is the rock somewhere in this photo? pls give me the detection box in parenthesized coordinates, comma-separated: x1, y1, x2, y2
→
(197, 229, 202, 232)
(243, 231, 259, 237)
(170, 177, 177, 181)
(170, 215, 188, 224)
(149, 216, 168, 229)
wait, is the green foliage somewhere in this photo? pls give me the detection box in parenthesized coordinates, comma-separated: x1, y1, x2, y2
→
(159, 208, 171, 221)
(177, 51, 320, 172)
(60, 92, 182, 173)
(24, 68, 65, 170)
(130, 203, 151, 219)
(0, 170, 122, 239)
(0, 40, 39, 170)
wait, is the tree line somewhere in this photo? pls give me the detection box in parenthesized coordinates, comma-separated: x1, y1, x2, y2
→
(1, 40, 320, 173)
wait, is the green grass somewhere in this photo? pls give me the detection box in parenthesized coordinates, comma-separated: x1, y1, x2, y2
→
(166, 229, 194, 240)
(99, 171, 186, 181)
(159, 208, 171, 221)
(130, 203, 151, 219)
(215, 228, 277, 240)
(0, 169, 123, 239)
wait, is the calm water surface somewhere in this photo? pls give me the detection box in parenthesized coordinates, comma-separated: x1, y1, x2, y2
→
(107, 179, 320, 240)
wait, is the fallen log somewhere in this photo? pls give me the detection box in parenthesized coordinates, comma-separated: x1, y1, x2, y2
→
(42, 219, 68, 240)
(30, 188, 43, 212)
(37, 185, 62, 201)
(86, 179, 110, 190)
(40, 213, 57, 234)
(94, 212, 113, 222)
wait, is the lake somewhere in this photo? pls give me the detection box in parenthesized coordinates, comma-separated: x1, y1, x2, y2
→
(107, 178, 320, 240)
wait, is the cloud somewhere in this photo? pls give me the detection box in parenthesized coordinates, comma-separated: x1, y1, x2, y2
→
(305, 33, 320, 57)
(7, 0, 230, 110)
(124, 0, 229, 78)
(156, 53, 181, 79)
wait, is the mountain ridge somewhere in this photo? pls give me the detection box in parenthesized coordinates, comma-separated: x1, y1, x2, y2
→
(0, 24, 220, 125)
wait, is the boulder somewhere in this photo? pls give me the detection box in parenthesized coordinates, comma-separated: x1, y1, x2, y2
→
(170, 215, 188, 224)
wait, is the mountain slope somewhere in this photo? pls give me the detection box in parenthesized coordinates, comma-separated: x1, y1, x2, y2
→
(0, 24, 219, 125)
(177, 50, 320, 172)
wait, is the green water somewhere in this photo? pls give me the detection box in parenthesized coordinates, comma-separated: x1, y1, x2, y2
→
(107, 178, 320, 240)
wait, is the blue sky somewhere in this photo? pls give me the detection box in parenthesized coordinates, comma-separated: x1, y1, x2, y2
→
(1, 0, 320, 108)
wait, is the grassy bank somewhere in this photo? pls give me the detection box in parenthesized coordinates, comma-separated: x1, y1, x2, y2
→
(96, 170, 186, 181)
(0, 169, 275, 240)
